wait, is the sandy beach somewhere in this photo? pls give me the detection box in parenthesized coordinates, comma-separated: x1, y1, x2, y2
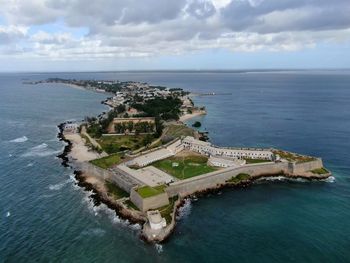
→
(64, 133, 106, 162)
(179, 110, 206, 122)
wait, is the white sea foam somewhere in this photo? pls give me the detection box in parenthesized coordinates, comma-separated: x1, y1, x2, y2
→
(257, 176, 335, 183)
(27, 163, 34, 167)
(155, 244, 163, 254)
(21, 143, 60, 157)
(81, 191, 141, 231)
(6, 211, 10, 217)
(9, 136, 28, 143)
(49, 176, 76, 191)
(323, 176, 336, 183)
(176, 198, 192, 220)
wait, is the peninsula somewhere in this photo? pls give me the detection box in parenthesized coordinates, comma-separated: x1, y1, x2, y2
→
(31, 78, 331, 243)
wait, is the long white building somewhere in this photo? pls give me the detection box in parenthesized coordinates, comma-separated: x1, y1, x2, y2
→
(182, 136, 274, 160)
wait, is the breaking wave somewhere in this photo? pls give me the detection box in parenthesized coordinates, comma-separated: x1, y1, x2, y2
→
(81, 191, 141, 231)
(323, 176, 336, 183)
(21, 143, 60, 157)
(6, 211, 11, 217)
(49, 176, 76, 191)
(9, 136, 28, 143)
(176, 198, 192, 220)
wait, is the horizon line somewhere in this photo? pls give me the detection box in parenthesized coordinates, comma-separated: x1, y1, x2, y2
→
(1, 68, 350, 74)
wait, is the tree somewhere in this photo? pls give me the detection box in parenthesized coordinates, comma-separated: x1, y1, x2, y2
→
(192, 121, 202, 128)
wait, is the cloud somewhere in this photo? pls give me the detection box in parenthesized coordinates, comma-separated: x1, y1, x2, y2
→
(221, 0, 350, 33)
(0, 0, 349, 61)
(0, 25, 28, 45)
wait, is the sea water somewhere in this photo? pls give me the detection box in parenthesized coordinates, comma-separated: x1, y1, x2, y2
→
(1, 71, 350, 262)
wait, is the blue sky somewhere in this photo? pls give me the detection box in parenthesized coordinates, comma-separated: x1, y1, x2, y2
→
(0, 0, 349, 72)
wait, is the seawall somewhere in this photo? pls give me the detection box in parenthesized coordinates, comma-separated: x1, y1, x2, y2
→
(166, 159, 327, 197)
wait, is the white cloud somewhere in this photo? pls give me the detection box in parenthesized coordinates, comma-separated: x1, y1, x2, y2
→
(0, 0, 349, 61)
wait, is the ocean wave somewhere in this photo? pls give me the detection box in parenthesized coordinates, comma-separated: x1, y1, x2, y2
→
(323, 176, 336, 183)
(81, 192, 141, 231)
(9, 136, 28, 143)
(81, 228, 106, 237)
(6, 211, 11, 217)
(27, 163, 34, 167)
(21, 143, 61, 157)
(49, 176, 76, 191)
(39, 193, 56, 199)
(176, 198, 192, 220)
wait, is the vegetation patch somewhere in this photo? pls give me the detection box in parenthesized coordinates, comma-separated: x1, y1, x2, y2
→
(192, 121, 202, 128)
(124, 199, 139, 210)
(97, 134, 153, 154)
(158, 196, 178, 224)
(105, 181, 129, 199)
(227, 173, 250, 183)
(311, 167, 329, 175)
(153, 155, 217, 180)
(163, 124, 195, 140)
(273, 150, 316, 163)
(90, 154, 122, 169)
(136, 185, 166, 198)
(244, 158, 271, 164)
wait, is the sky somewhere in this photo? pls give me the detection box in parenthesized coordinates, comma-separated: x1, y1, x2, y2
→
(0, 0, 349, 72)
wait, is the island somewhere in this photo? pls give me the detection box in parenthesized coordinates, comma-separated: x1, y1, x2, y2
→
(30, 78, 332, 243)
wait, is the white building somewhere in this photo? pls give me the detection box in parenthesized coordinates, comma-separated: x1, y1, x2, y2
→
(208, 156, 246, 168)
(182, 136, 274, 160)
(147, 210, 167, 230)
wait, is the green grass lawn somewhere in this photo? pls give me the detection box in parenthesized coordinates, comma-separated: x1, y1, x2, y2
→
(153, 155, 217, 180)
(97, 135, 149, 154)
(105, 181, 129, 199)
(311, 167, 329, 174)
(90, 154, 122, 169)
(136, 185, 166, 198)
(244, 158, 271, 164)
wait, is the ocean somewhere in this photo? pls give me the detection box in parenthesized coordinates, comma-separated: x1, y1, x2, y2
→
(0, 71, 349, 262)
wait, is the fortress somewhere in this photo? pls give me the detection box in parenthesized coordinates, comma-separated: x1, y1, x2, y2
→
(78, 136, 329, 241)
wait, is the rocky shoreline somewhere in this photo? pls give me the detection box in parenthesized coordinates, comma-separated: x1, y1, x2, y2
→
(57, 122, 145, 226)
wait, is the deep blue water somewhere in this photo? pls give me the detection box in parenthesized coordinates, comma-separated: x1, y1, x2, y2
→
(1, 71, 350, 262)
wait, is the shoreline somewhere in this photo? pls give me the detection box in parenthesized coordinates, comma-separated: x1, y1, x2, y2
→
(56, 122, 331, 243)
(179, 110, 206, 122)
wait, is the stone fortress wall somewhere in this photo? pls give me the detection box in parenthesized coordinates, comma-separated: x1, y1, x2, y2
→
(165, 159, 324, 197)
(130, 188, 169, 212)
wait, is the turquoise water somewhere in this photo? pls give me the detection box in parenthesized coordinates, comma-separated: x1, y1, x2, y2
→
(0, 71, 350, 262)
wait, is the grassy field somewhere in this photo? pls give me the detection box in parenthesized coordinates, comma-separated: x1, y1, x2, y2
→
(163, 124, 195, 138)
(105, 181, 129, 199)
(97, 135, 149, 154)
(136, 185, 166, 198)
(90, 154, 122, 169)
(244, 158, 271, 164)
(311, 167, 329, 174)
(153, 155, 217, 180)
